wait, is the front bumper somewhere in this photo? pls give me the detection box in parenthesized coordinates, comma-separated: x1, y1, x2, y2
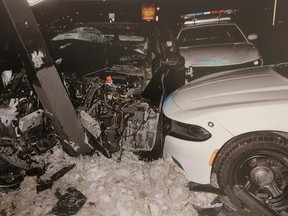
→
(163, 121, 233, 184)
(163, 135, 213, 184)
(186, 59, 263, 81)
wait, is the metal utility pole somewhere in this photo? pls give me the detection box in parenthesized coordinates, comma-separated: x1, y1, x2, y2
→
(0, 0, 93, 156)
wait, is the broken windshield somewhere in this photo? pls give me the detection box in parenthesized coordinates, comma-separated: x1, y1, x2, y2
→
(52, 27, 111, 44)
(52, 26, 148, 55)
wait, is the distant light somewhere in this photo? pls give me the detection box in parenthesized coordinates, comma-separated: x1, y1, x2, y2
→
(156, 7, 160, 11)
(142, 4, 156, 21)
(109, 13, 115, 22)
(27, 0, 44, 6)
(272, 0, 277, 26)
(253, 60, 260, 66)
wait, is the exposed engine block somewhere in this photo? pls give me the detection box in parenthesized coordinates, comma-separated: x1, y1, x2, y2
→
(0, 65, 159, 169)
(63, 69, 159, 153)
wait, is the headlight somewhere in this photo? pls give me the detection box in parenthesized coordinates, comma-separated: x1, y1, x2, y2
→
(167, 120, 211, 142)
(253, 60, 259, 66)
(253, 58, 263, 66)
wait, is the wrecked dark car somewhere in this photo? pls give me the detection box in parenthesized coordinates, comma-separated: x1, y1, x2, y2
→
(0, 22, 185, 187)
(49, 23, 151, 77)
(48, 22, 185, 153)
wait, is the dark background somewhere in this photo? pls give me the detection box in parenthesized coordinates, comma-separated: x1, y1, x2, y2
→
(32, 0, 288, 29)
(31, 0, 288, 64)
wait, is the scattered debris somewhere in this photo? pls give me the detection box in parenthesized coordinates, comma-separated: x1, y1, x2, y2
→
(36, 164, 76, 193)
(211, 196, 241, 216)
(47, 187, 86, 216)
(194, 204, 223, 216)
(25, 166, 47, 178)
(187, 182, 225, 196)
(188, 182, 240, 216)
(0, 157, 24, 190)
(0, 174, 24, 190)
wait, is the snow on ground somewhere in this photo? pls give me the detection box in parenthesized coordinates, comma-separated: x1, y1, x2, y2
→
(0, 145, 217, 216)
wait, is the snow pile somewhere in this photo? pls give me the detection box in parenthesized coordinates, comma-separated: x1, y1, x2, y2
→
(0, 146, 217, 215)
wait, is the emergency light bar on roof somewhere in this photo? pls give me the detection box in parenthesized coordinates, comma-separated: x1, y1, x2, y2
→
(181, 9, 238, 20)
(184, 17, 231, 26)
(27, 0, 44, 6)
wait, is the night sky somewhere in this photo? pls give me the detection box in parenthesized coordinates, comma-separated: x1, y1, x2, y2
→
(31, 0, 287, 36)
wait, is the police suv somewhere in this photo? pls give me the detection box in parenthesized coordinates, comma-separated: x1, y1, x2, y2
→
(177, 9, 263, 81)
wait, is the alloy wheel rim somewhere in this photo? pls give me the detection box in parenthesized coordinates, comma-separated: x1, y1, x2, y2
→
(234, 154, 288, 210)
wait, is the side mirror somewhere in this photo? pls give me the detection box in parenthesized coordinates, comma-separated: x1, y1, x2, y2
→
(248, 33, 258, 41)
(162, 53, 184, 66)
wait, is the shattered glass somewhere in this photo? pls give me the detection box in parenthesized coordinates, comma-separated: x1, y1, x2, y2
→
(52, 27, 111, 44)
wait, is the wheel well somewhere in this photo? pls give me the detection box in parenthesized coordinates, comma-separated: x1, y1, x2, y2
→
(211, 130, 288, 175)
(211, 130, 288, 214)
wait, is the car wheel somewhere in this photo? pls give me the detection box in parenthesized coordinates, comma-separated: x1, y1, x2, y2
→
(215, 132, 288, 214)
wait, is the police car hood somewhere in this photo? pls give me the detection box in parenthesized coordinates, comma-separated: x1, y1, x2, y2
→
(164, 66, 288, 118)
(180, 42, 260, 67)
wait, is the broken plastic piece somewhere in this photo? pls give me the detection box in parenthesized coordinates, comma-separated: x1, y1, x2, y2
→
(79, 110, 101, 139)
(18, 109, 44, 132)
(187, 181, 225, 195)
(26, 167, 46, 177)
(106, 75, 113, 84)
(36, 164, 76, 193)
(47, 187, 86, 216)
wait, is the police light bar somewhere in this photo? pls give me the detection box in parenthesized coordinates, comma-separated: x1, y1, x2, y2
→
(27, 0, 44, 6)
(181, 9, 238, 20)
(184, 17, 231, 26)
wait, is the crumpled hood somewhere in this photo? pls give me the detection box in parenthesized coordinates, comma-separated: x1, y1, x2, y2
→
(180, 43, 260, 67)
(164, 66, 288, 117)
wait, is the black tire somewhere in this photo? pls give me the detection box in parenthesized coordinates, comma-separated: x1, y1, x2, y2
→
(215, 132, 288, 214)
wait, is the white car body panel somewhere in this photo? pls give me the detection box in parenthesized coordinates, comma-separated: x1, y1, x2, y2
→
(163, 117, 233, 184)
(177, 22, 262, 69)
(163, 66, 288, 184)
(180, 43, 260, 68)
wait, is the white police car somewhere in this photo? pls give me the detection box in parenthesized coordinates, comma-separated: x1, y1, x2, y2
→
(177, 10, 263, 81)
(163, 64, 288, 214)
